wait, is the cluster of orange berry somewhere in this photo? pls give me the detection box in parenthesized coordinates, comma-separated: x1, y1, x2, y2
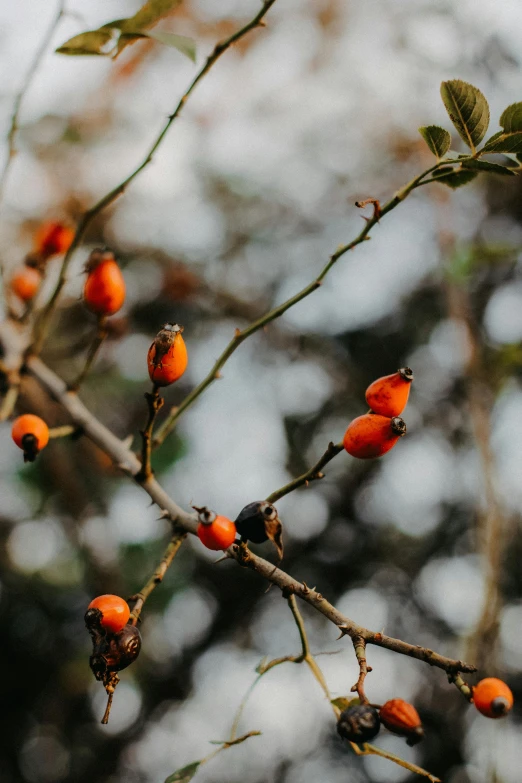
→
(337, 678, 514, 746)
(9, 222, 74, 303)
(343, 368, 413, 458)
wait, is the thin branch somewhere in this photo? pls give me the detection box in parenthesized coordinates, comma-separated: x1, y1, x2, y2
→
(137, 384, 163, 481)
(31, 0, 278, 354)
(351, 743, 440, 783)
(266, 441, 344, 503)
(0, 0, 65, 206)
(153, 156, 472, 448)
(129, 529, 187, 623)
(68, 315, 108, 391)
(350, 636, 370, 704)
(26, 356, 477, 680)
(0, 385, 20, 421)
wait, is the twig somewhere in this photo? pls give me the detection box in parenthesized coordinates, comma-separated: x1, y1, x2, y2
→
(153, 156, 474, 448)
(350, 636, 370, 704)
(351, 743, 441, 782)
(68, 315, 108, 391)
(48, 424, 78, 439)
(0, 0, 65, 206)
(266, 441, 344, 503)
(0, 384, 20, 421)
(129, 529, 186, 623)
(26, 356, 477, 681)
(137, 384, 163, 481)
(31, 0, 278, 354)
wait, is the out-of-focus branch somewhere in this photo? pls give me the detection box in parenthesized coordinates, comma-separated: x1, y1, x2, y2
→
(31, 0, 278, 354)
(137, 384, 163, 481)
(266, 441, 344, 503)
(0, 0, 65, 207)
(26, 356, 476, 678)
(67, 315, 108, 391)
(153, 157, 474, 448)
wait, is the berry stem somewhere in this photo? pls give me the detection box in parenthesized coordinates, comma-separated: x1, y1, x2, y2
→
(266, 441, 344, 503)
(351, 636, 370, 704)
(129, 529, 186, 624)
(137, 384, 164, 481)
(68, 315, 108, 392)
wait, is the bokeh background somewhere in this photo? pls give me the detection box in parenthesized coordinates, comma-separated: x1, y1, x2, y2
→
(0, 0, 522, 781)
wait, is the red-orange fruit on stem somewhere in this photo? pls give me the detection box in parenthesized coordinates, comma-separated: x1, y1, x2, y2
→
(343, 414, 406, 459)
(87, 595, 131, 634)
(472, 678, 513, 719)
(10, 266, 42, 301)
(379, 699, 424, 745)
(12, 414, 50, 462)
(35, 221, 75, 259)
(83, 249, 126, 316)
(365, 367, 413, 418)
(195, 506, 237, 551)
(147, 323, 188, 386)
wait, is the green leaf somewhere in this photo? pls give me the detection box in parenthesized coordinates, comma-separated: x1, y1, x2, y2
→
(461, 159, 516, 176)
(331, 696, 359, 711)
(164, 761, 201, 783)
(418, 126, 451, 158)
(141, 30, 196, 61)
(431, 168, 479, 189)
(483, 132, 522, 154)
(56, 0, 185, 58)
(56, 28, 117, 55)
(120, 0, 183, 33)
(500, 102, 522, 133)
(440, 79, 490, 150)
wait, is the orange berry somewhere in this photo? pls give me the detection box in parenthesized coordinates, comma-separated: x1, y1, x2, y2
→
(472, 678, 513, 719)
(83, 249, 126, 316)
(35, 221, 75, 259)
(11, 414, 50, 462)
(195, 507, 237, 551)
(147, 323, 188, 387)
(343, 413, 406, 459)
(365, 367, 413, 418)
(379, 699, 424, 745)
(87, 594, 130, 634)
(10, 266, 42, 301)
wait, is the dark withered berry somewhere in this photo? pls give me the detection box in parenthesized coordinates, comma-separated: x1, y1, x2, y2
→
(88, 624, 142, 681)
(337, 704, 380, 743)
(234, 500, 283, 559)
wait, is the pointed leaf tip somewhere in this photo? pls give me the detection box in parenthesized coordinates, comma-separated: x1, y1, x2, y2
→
(440, 79, 490, 150)
(418, 125, 451, 158)
(164, 761, 201, 783)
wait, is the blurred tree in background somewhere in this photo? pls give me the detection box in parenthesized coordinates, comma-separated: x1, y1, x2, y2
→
(0, 1, 521, 782)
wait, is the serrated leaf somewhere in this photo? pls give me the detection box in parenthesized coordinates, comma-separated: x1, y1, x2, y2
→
(483, 132, 522, 154)
(143, 30, 196, 61)
(461, 159, 516, 175)
(164, 761, 201, 783)
(418, 126, 451, 158)
(56, 28, 117, 55)
(431, 168, 479, 189)
(440, 79, 490, 151)
(500, 102, 522, 133)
